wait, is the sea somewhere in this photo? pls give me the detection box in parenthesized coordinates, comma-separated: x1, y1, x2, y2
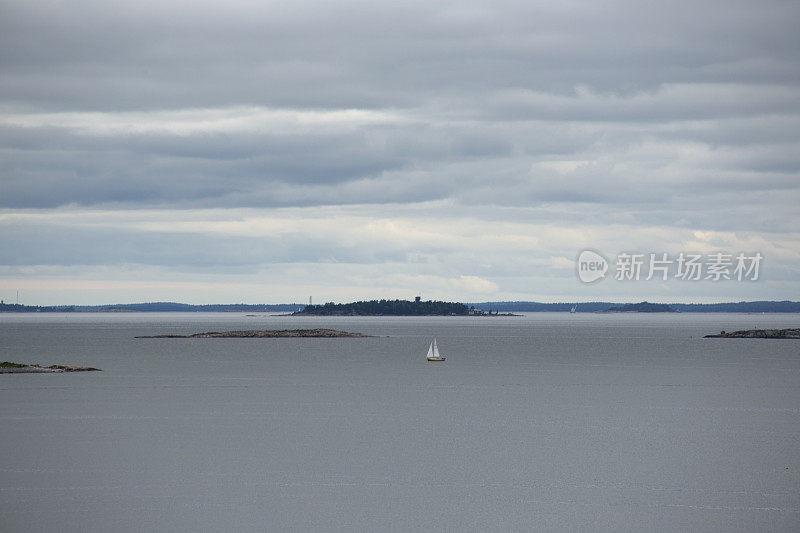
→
(1, 312, 799, 532)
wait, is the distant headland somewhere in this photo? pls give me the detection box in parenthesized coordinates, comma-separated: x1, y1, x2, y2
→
(467, 301, 800, 313)
(603, 302, 676, 313)
(2, 300, 799, 314)
(0, 302, 301, 313)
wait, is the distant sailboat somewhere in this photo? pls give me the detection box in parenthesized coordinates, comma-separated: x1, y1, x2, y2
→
(570, 305, 577, 314)
(426, 338, 445, 361)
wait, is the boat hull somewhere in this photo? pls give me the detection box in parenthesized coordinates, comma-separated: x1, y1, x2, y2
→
(427, 358, 445, 361)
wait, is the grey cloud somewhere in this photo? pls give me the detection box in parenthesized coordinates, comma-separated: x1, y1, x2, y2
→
(1, 0, 798, 111)
(0, 119, 525, 207)
(1, 0, 799, 302)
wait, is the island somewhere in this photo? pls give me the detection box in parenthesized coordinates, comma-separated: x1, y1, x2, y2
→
(1, 361, 101, 373)
(294, 298, 516, 316)
(604, 301, 675, 313)
(704, 328, 800, 339)
(136, 328, 371, 338)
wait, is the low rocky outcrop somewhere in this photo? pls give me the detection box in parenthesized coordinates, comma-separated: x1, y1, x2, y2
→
(704, 328, 800, 339)
(1, 362, 101, 373)
(136, 328, 370, 338)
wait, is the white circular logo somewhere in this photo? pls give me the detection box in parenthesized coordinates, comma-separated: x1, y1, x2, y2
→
(577, 249, 609, 283)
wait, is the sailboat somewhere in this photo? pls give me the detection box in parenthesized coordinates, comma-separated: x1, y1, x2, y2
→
(570, 305, 577, 314)
(426, 338, 445, 361)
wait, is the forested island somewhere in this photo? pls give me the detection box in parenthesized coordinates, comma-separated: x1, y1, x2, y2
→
(294, 299, 471, 316)
(293, 299, 517, 316)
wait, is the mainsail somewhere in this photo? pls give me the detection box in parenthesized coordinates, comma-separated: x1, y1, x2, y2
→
(427, 338, 443, 360)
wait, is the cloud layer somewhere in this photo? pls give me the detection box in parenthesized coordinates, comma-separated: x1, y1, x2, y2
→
(1, 0, 798, 303)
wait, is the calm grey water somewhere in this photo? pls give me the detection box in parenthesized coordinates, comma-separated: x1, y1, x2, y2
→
(1, 312, 799, 532)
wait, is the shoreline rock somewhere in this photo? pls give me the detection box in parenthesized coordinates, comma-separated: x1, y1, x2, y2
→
(1, 362, 101, 374)
(136, 328, 371, 338)
(704, 328, 800, 339)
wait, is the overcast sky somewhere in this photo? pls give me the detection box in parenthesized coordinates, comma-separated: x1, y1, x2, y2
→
(1, 0, 798, 305)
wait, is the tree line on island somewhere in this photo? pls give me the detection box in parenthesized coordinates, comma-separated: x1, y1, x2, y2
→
(295, 299, 474, 316)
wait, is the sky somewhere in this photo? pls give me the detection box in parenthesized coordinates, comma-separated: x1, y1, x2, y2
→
(1, 0, 799, 305)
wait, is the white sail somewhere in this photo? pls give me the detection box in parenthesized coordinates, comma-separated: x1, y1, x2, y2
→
(427, 338, 444, 360)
